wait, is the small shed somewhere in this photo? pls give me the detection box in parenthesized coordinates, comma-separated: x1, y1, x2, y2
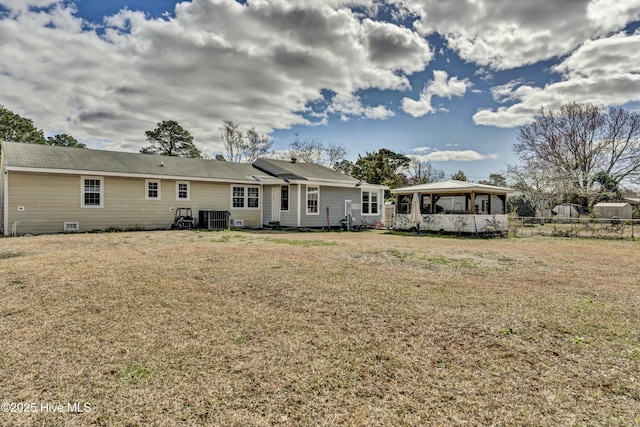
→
(552, 204, 587, 219)
(593, 202, 632, 219)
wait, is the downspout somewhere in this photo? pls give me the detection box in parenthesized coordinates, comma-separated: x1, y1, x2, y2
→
(259, 184, 264, 229)
(297, 184, 301, 227)
(3, 171, 8, 237)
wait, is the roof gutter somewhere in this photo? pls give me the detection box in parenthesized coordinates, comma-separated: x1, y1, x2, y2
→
(390, 187, 513, 194)
(4, 166, 283, 185)
(287, 179, 388, 190)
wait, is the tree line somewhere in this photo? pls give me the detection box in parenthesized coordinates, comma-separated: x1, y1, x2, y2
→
(0, 105, 85, 148)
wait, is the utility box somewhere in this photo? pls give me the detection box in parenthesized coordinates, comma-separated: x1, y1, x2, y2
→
(198, 210, 230, 230)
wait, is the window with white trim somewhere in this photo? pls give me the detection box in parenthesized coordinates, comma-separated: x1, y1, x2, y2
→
(231, 185, 260, 209)
(176, 181, 190, 200)
(232, 186, 245, 208)
(361, 190, 378, 215)
(306, 186, 319, 215)
(145, 179, 161, 200)
(248, 187, 259, 208)
(81, 176, 103, 208)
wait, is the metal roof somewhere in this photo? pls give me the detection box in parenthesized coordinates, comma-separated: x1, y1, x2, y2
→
(2, 142, 277, 183)
(253, 157, 360, 184)
(593, 202, 630, 207)
(391, 180, 514, 194)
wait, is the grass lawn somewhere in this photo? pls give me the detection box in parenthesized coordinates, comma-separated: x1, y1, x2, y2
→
(1, 230, 639, 426)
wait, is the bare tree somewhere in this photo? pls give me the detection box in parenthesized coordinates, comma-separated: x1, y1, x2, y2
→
(407, 158, 445, 185)
(219, 120, 272, 163)
(244, 127, 272, 163)
(220, 120, 243, 162)
(274, 132, 349, 169)
(288, 132, 323, 163)
(324, 141, 348, 169)
(506, 162, 565, 217)
(514, 102, 640, 194)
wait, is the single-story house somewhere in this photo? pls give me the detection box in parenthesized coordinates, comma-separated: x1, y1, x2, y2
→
(0, 142, 387, 236)
(0, 141, 285, 235)
(253, 158, 387, 229)
(390, 180, 513, 233)
(593, 202, 632, 219)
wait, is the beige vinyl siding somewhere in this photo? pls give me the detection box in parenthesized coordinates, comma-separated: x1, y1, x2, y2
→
(6, 172, 261, 234)
(1, 152, 6, 235)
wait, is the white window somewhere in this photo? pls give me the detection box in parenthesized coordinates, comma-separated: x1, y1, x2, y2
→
(81, 176, 103, 208)
(232, 186, 245, 208)
(361, 190, 379, 215)
(306, 186, 319, 215)
(145, 179, 161, 200)
(248, 187, 259, 208)
(231, 185, 260, 209)
(176, 181, 190, 201)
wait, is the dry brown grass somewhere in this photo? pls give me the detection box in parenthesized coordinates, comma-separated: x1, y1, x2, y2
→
(0, 230, 639, 426)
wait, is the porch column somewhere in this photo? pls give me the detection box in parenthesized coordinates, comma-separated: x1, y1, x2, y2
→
(487, 193, 493, 214)
(470, 192, 476, 214)
(430, 194, 435, 214)
(432, 195, 441, 214)
(498, 194, 507, 214)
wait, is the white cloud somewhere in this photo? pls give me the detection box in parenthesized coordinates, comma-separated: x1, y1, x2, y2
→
(0, 0, 59, 14)
(490, 80, 525, 103)
(327, 92, 395, 121)
(401, 91, 435, 117)
(473, 31, 640, 127)
(412, 146, 431, 153)
(411, 150, 499, 162)
(401, 70, 471, 117)
(0, 0, 430, 153)
(363, 105, 396, 120)
(398, 0, 640, 70)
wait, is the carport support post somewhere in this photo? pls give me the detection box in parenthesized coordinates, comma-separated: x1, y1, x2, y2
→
(470, 192, 476, 214)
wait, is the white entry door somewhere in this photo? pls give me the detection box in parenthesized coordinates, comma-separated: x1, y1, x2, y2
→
(272, 187, 281, 222)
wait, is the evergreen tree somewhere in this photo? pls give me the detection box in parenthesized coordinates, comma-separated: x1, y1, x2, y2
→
(140, 120, 202, 158)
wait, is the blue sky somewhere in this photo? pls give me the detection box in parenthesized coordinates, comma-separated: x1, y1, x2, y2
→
(1, 0, 640, 181)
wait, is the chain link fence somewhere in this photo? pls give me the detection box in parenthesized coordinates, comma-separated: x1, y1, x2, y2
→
(508, 216, 639, 239)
